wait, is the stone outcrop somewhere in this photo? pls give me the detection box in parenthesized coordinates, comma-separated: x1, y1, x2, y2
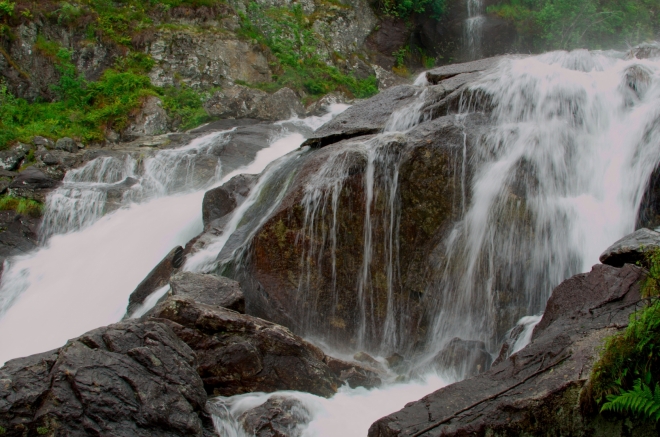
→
(368, 263, 656, 437)
(149, 296, 339, 397)
(599, 228, 660, 268)
(324, 356, 383, 389)
(0, 320, 210, 437)
(8, 166, 59, 202)
(203, 86, 305, 121)
(237, 396, 312, 437)
(425, 56, 505, 84)
(170, 271, 245, 313)
(0, 210, 40, 278)
(122, 96, 170, 140)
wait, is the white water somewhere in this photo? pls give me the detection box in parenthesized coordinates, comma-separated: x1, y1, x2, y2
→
(212, 374, 447, 437)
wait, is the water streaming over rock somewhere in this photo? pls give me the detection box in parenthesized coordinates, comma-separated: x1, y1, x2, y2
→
(464, 0, 485, 60)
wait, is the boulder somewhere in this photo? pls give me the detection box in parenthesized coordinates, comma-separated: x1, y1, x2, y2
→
(599, 228, 660, 268)
(8, 166, 59, 202)
(170, 271, 245, 313)
(203, 86, 305, 121)
(149, 296, 339, 397)
(0, 319, 209, 437)
(32, 136, 54, 148)
(122, 96, 169, 139)
(301, 85, 419, 148)
(238, 396, 311, 437)
(125, 246, 184, 317)
(627, 43, 660, 60)
(202, 174, 258, 228)
(54, 137, 78, 153)
(368, 264, 653, 437)
(425, 56, 505, 84)
(0, 144, 29, 171)
(323, 356, 383, 389)
(204, 85, 268, 119)
(431, 337, 492, 378)
(104, 177, 139, 213)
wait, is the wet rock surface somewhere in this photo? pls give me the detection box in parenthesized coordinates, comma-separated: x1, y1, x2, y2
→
(599, 228, 660, 267)
(0, 320, 209, 437)
(301, 85, 419, 148)
(0, 211, 40, 278)
(125, 246, 184, 317)
(204, 86, 305, 121)
(426, 56, 505, 84)
(202, 174, 258, 228)
(149, 296, 339, 397)
(238, 396, 311, 437)
(324, 356, 383, 389)
(368, 264, 655, 437)
(170, 271, 245, 313)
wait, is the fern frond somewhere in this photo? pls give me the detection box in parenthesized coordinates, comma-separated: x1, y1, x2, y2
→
(601, 379, 660, 423)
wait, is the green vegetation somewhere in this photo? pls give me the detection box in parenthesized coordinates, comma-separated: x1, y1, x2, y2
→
(0, 195, 44, 217)
(591, 249, 660, 423)
(36, 427, 49, 436)
(238, 3, 378, 100)
(379, 0, 447, 19)
(488, 0, 659, 51)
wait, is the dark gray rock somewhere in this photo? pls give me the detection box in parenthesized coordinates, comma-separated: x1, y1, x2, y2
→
(599, 228, 660, 268)
(432, 337, 493, 378)
(0, 319, 208, 437)
(202, 174, 258, 227)
(125, 246, 184, 317)
(104, 177, 139, 213)
(323, 356, 383, 389)
(215, 124, 284, 173)
(203, 86, 304, 121)
(8, 166, 59, 202)
(54, 137, 78, 153)
(426, 56, 505, 84)
(149, 296, 339, 397)
(301, 85, 419, 148)
(0, 144, 29, 171)
(170, 271, 245, 313)
(32, 136, 54, 148)
(368, 264, 654, 437)
(238, 396, 311, 437)
(0, 211, 40, 280)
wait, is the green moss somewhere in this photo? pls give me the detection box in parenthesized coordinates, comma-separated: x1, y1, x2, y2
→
(0, 195, 44, 218)
(36, 427, 49, 435)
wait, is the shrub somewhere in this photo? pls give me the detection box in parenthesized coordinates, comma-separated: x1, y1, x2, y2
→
(0, 196, 44, 218)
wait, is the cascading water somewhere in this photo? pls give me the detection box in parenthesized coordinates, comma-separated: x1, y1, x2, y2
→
(464, 0, 485, 60)
(425, 49, 660, 360)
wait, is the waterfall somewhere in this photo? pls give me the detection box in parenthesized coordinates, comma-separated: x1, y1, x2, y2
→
(464, 0, 485, 60)
(425, 49, 660, 357)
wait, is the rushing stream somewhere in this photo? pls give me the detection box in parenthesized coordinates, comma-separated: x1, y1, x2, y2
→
(0, 47, 659, 436)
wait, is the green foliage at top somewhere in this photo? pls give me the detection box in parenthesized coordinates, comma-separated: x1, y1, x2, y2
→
(591, 249, 660, 423)
(379, 0, 447, 19)
(488, 0, 659, 51)
(239, 3, 378, 100)
(601, 377, 660, 422)
(0, 1, 14, 18)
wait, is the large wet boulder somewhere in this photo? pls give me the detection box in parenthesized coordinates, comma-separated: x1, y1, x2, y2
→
(0, 319, 209, 437)
(425, 56, 505, 84)
(238, 396, 311, 437)
(599, 228, 660, 268)
(323, 356, 383, 389)
(204, 86, 304, 121)
(368, 263, 655, 437)
(0, 211, 40, 280)
(0, 144, 30, 171)
(149, 296, 339, 397)
(170, 271, 245, 313)
(240, 114, 483, 354)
